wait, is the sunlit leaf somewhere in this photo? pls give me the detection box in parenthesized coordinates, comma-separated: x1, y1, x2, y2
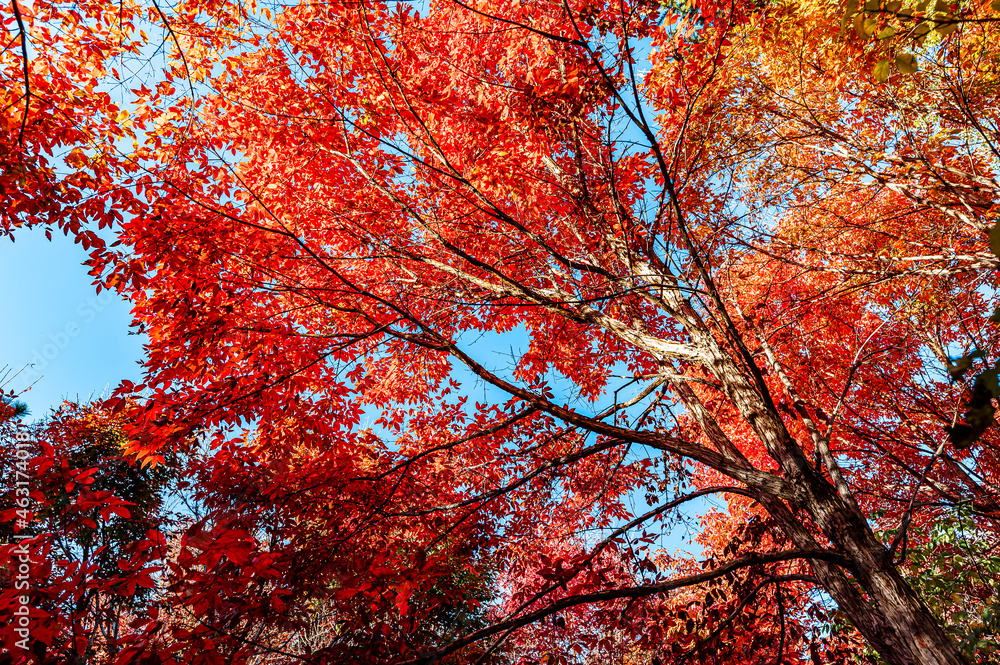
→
(895, 52, 918, 73)
(874, 57, 892, 81)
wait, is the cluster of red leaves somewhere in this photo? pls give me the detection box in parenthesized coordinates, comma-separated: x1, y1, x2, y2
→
(0, 404, 167, 663)
(2, 0, 1000, 661)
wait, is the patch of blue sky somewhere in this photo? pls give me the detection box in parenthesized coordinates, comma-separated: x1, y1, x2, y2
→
(0, 227, 145, 420)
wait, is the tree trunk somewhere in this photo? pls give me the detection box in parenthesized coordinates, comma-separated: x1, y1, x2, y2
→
(798, 481, 970, 665)
(678, 302, 971, 665)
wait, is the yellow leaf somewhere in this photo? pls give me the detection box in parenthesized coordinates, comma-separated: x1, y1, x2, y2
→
(895, 52, 918, 74)
(874, 58, 892, 82)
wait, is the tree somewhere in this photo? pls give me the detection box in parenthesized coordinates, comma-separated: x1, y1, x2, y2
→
(4, 0, 1000, 662)
(147, 426, 503, 665)
(0, 402, 178, 663)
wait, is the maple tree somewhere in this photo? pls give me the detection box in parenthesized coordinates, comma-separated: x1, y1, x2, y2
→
(3, 0, 1000, 661)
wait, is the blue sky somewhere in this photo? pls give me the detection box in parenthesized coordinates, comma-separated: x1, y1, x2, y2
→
(0, 228, 145, 419)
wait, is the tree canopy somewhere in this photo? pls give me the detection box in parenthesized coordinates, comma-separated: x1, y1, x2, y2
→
(2, 0, 1000, 662)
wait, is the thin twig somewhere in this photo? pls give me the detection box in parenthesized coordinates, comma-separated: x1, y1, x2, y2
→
(887, 439, 947, 565)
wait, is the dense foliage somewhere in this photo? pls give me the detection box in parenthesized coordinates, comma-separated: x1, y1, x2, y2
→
(2, 0, 1000, 662)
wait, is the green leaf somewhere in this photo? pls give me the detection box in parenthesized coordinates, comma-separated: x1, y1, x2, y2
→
(936, 19, 958, 35)
(993, 0, 1000, 12)
(874, 58, 892, 81)
(896, 52, 918, 74)
(989, 221, 1000, 259)
(879, 26, 896, 41)
(913, 21, 933, 44)
(947, 349, 983, 380)
(980, 367, 1000, 399)
(854, 12, 866, 36)
(842, 4, 859, 31)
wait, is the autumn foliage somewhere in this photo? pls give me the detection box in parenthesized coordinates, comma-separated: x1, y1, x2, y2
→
(3, 0, 1000, 662)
